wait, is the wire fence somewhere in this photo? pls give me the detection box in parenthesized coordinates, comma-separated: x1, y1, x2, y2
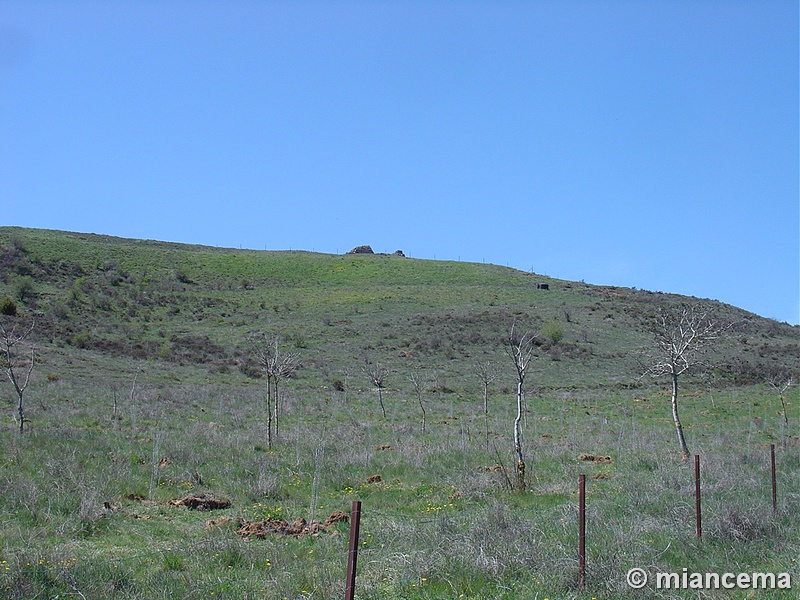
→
(0, 445, 791, 599)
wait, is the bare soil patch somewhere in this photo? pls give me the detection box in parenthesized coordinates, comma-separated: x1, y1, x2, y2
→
(169, 493, 231, 511)
(476, 464, 504, 472)
(237, 511, 349, 538)
(578, 454, 613, 463)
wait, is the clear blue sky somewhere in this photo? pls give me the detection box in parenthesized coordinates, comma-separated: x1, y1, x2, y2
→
(2, 1, 798, 323)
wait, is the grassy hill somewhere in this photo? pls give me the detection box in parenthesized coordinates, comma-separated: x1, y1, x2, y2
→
(0, 226, 798, 599)
(1, 226, 796, 389)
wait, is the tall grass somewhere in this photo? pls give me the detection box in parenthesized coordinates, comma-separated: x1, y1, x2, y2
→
(1, 376, 797, 599)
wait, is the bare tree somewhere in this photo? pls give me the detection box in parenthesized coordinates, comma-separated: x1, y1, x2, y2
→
(1, 318, 36, 434)
(506, 323, 537, 490)
(128, 367, 142, 433)
(642, 304, 725, 460)
(273, 347, 299, 438)
(473, 359, 498, 451)
(767, 372, 793, 426)
(408, 366, 430, 434)
(250, 333, 277, 448)
(251, 333, 298, 449)
(364, 356, 389, 418)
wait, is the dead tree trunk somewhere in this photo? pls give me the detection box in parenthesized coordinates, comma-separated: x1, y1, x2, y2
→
(506, 323, 536, 491)
(377, 386, 386, 419)
(1, 319, 36, 434)
(274, 376, 280, 441)
(408, 368, 429, 435)
(767, 374, 792, 426)
(643, 304, 725, 461)
(364, 357, 389, 419)
(250, 333, 298, 449)
(514, 379, 525, 490)
(266, 374, 274, 449)
(671, 371, 689, 460)
(473, 360, 497, 453)
(274, 350, 298, 442)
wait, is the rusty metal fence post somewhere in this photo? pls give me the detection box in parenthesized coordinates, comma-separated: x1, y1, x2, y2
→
(694, 455, 701, 539)
(771, 444, 777, 512)
(578, 474, 586, 590)
(344, 500, 362, 600)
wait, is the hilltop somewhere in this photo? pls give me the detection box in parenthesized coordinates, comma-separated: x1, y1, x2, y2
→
(0, 226, 797, 392)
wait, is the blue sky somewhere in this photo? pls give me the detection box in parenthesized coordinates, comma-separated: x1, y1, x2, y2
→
(1, 1, 798, 324)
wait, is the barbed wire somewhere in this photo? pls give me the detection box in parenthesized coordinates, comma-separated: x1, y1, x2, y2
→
(2, 447, 794, 597)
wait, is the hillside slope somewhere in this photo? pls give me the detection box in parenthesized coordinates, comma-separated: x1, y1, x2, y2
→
(0, 226, 797, 391)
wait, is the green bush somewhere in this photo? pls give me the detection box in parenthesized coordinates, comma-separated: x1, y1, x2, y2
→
(14, 276, 35, 302)
(542, 318, 565, 344)
(0, 296, 17, 316)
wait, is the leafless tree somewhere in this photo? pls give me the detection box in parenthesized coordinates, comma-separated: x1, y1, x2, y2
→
(364, 356, 389, 418)
(1, 318, 36, 433)
(642, 304, 725, 460)
(128, 367, 142, 432)
(273, 348, 299, 437)
(506, 322, 537, 490)
(251, 333, 277, 448)
(767, 372, 793, 425)
(473, 359, 499, 451)
(251, 333, 298, 449)
(408, 366, 430, 434)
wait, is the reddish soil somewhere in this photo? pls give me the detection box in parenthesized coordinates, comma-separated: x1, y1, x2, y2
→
(578, 454, 613, 463)
(169, 493, 231, 511)
(237, 510, 349, 538)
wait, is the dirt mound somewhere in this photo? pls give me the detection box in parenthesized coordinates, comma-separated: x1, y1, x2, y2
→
(237, 511, 349, 538)
(205, 516, 233, 531)
(366, 474, 382, 484)
(578, 454, 613, 463)
(324, 510, 349, 525)
(477, 464, 504, 472)
(100, 497, 152, 520)
(124, 493, 159, 506)
(169, 493, 231, 511)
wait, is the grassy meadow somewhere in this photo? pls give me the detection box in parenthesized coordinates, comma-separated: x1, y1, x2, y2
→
(0, 227, 798, 599)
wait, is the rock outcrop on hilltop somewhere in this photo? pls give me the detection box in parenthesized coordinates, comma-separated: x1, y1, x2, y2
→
(347, 245, 374, 254)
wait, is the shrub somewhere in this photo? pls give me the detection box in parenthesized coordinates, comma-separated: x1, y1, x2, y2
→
(542, 318, 565, 344)
(68, 331, 92, 349)
(173, 269, 192, 284)
(14, 276, 35, 302)
(0, 296, 17, 315)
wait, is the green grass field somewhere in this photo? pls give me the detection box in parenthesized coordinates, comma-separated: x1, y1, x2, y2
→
(0, 227, 798, 599)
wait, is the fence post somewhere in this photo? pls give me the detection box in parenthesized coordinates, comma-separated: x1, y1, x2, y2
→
(578, 474, 586, 590)
(771, 444, 777, 512)
(695, 455, 701, 539)
(344, 500, 362, 600)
